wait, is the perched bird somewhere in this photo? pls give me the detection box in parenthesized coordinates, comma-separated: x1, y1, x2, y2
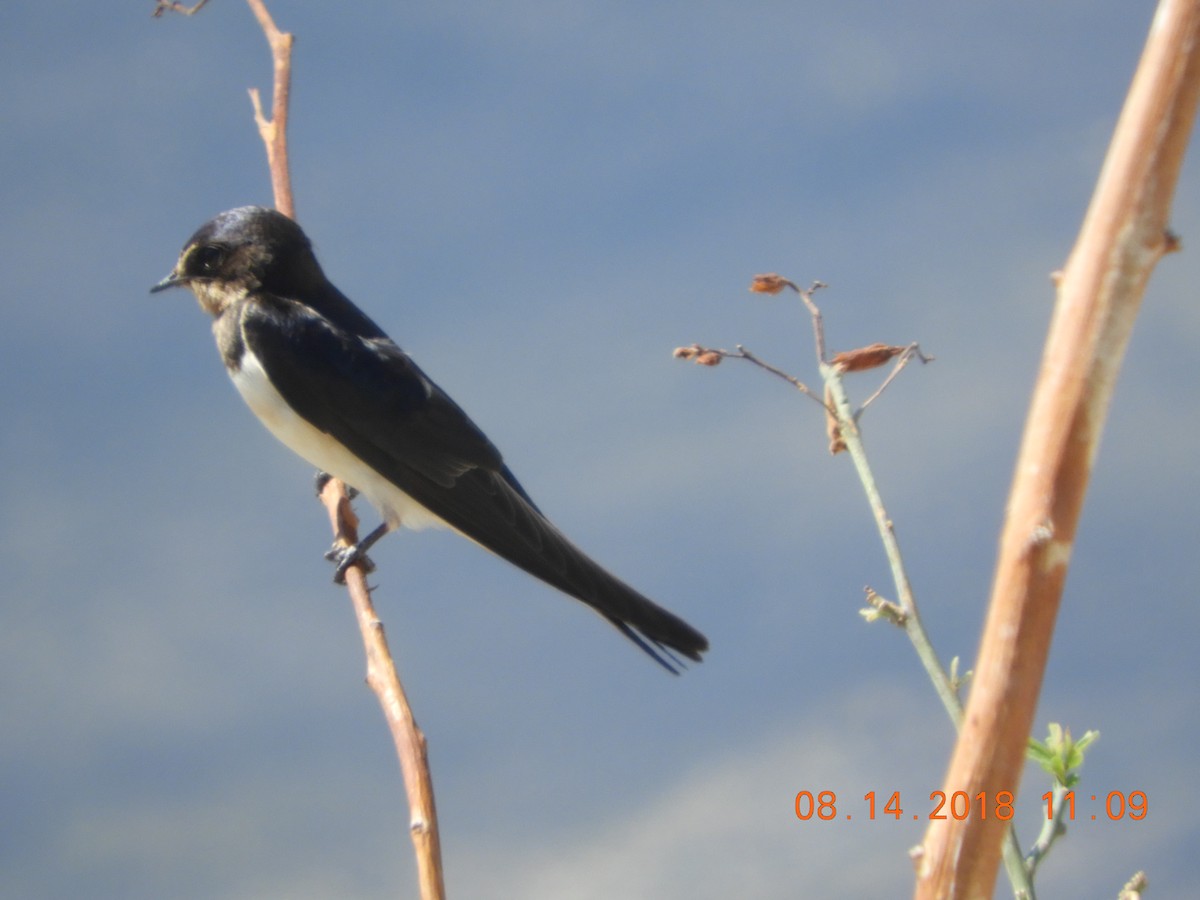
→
(153, 206, 708, 671)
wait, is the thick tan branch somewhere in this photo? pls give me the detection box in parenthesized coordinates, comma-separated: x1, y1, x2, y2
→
(915, 2, 1200, 896)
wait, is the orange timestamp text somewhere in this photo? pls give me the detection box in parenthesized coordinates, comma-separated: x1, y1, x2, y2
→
(793, 790, 1147, 822)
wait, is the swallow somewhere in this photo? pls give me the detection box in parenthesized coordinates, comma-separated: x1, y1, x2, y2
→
(153, 206, 708, 671)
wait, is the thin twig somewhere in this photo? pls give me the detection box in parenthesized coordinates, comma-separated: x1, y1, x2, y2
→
(916, 1, 1200, 895)
(796, 281, 828, 365)
(672, 343, 829, 408)
(856, 343, 934, 418)
(152, 0, 210, 16)
(745, 276, 828, 363)
(735, 346, 827, 406)
(245, 0, 295, 219)
(1024, 782, 1068, 880)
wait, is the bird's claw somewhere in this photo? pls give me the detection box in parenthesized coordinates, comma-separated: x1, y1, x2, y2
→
(314, 471, 359, 499)
(324, 542, 376, 584)
(314, 471, 332, 496)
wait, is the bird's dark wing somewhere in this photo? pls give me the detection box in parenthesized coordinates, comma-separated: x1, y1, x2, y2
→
(242, 293, 708, 668)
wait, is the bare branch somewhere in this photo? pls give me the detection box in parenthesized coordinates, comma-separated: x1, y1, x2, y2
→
(673, 343, 829, 407)
(245, 0, 296, 218)
(318, 479, 446, 900)
(152, 0, 210, 17)
(916, 2, 1200, 895)
(238, 3, 445, 895)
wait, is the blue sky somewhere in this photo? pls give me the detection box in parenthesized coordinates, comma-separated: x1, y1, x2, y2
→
(2, 2, 1198, 897)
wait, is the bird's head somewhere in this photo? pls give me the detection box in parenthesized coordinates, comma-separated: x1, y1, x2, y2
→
(151, 206, 326, 315)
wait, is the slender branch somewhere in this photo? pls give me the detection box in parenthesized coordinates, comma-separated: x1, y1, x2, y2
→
(744, 275, 830, 365)
(238, 3, 445, 896)
(735, 345, 821, 399)
(1024, 782, 1068, 880)
(820, 366, 953, 713)
(319, 479, 446, 900)
(152, 0, 210, 16)
(856, 343, 934, 417)
(817, 325, 1034, 900)
(916, 2, 1200, 895)
(796, 281, 829, 365)
(673, 343, 828, 406)
(245, 0, 295, 219)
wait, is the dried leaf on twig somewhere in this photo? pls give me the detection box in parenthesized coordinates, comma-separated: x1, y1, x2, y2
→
(749, 273, 799, 295)
(673, 344, 723, 366)
(831, 342, 905, 373)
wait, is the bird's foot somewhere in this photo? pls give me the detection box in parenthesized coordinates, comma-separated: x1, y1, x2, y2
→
(323, 522, 390, 584)
(324, 541, 376, 584)
(314, 471, 358, 499)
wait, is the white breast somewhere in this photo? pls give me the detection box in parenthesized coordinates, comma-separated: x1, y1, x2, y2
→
(229, 345, 450, 533)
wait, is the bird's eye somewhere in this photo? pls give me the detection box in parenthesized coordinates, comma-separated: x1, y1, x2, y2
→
(190, 244, 225, 276)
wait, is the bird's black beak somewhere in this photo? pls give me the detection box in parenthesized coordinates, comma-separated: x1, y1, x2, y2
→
(150, 269, 184, 294)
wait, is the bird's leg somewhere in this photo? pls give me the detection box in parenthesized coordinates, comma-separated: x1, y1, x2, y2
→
(324, 520, 390, 584)
(315, 471, 377, 582)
